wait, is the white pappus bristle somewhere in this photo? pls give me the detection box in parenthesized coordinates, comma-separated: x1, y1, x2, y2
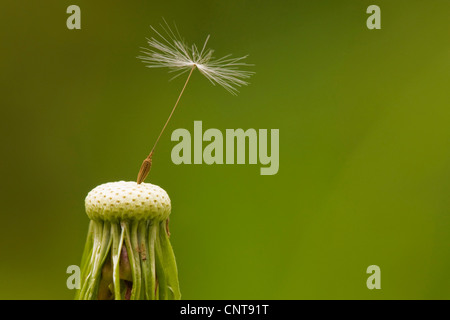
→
(137, 20, 254, 95)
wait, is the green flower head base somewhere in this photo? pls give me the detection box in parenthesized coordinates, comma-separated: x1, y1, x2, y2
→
(76, 181, 181, 300)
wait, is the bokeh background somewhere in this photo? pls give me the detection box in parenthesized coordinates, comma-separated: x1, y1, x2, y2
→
(1, 0, 450, 299)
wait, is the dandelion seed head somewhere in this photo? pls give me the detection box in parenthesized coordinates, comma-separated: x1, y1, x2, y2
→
(137, 20, 254, 95)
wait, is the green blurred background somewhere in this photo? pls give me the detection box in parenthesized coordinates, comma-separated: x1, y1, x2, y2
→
(1, 0, 450, 299)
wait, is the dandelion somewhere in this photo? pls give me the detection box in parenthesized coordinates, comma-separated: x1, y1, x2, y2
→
(136, 20, 254, 183)
(76, 21, 253, 300)
(76, 181, 180, 300)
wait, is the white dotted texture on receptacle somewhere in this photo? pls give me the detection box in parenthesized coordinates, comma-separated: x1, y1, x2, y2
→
(85, 181, 171, 222)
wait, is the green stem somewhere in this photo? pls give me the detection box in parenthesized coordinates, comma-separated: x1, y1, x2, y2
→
(111, 222, 124, 300)
(138, 221, 155, 300)
(79, 220, 102, 299)
(75, 220, 95, 299)
(80, 221, 112, 299)
(154, 222, 168, 300)
(131, 221, 143, 299)
(122, 221, 142, 299)
(147, 221, 157, 300)
(158, 220, 181, 300)
(91, 221, 112, 299)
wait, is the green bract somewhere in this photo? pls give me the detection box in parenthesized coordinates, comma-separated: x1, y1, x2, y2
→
(76, 181, 181, 300)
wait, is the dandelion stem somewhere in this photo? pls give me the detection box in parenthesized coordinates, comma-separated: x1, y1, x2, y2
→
(137, 64, 196, 184)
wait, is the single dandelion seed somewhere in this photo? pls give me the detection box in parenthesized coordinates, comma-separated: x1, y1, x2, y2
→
(136, 20, 254, 184)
